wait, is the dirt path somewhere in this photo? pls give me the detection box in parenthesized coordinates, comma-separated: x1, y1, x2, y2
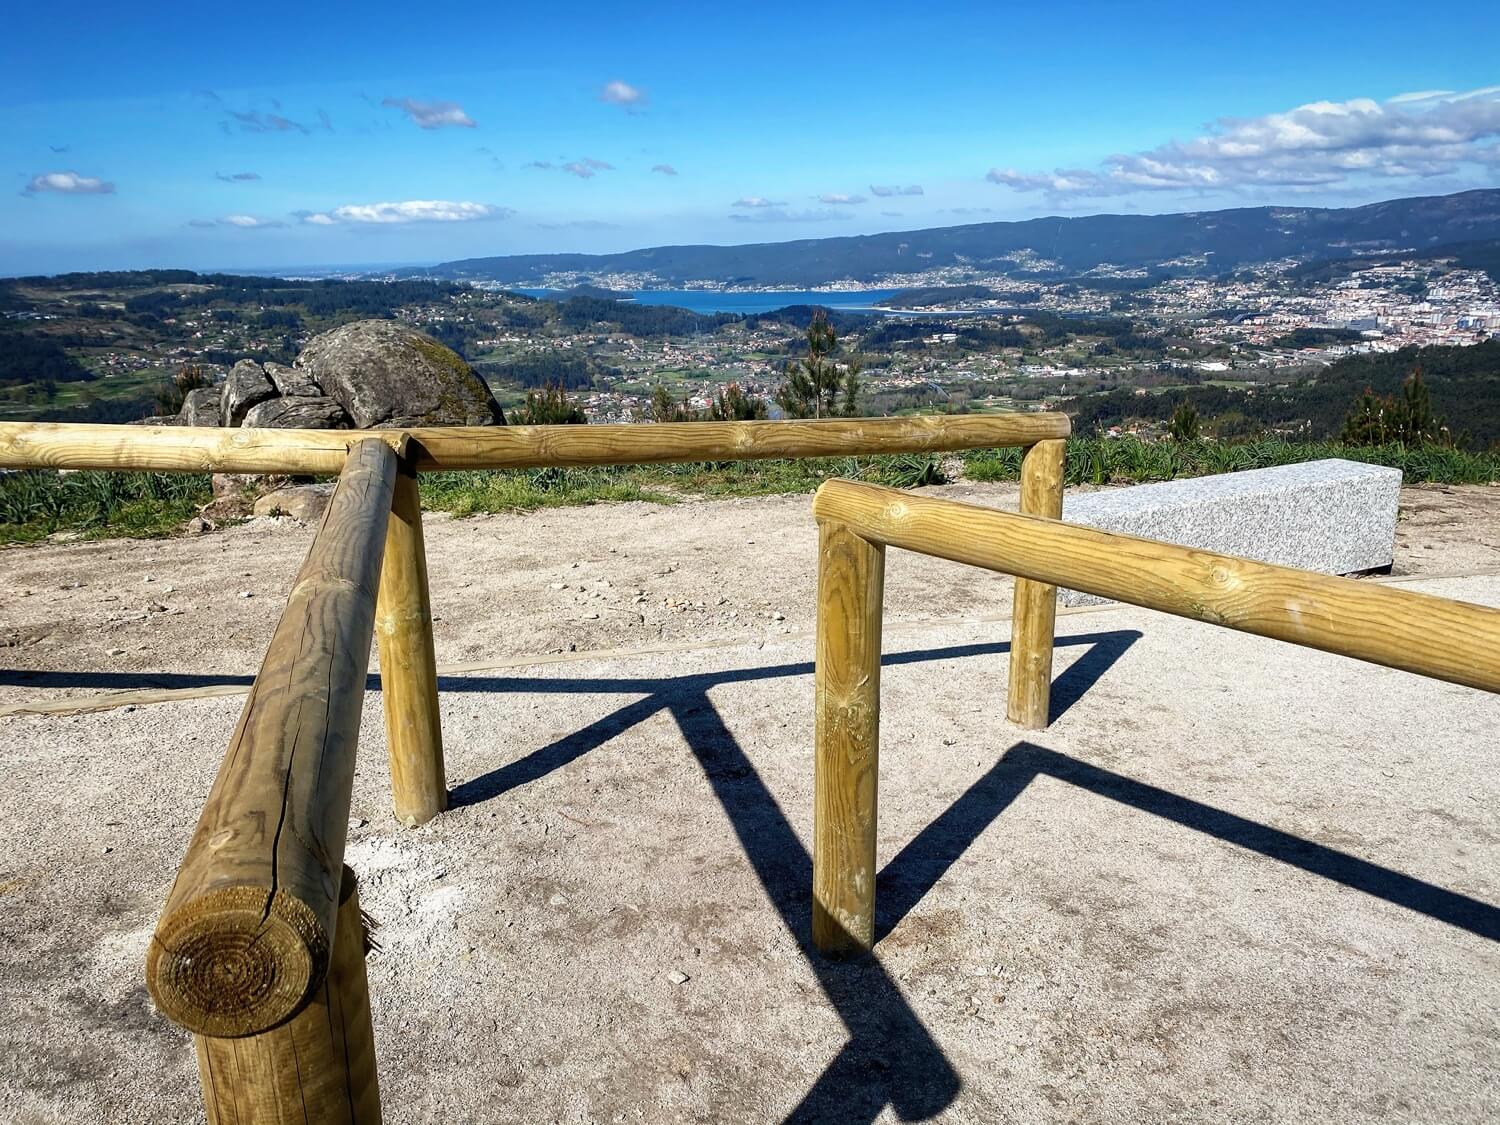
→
(3, 482, 1497, 713)
(1, 482, 1497, 1123)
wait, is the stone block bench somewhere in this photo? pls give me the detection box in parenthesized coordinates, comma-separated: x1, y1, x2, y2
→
(1057, 458, 1402, 606)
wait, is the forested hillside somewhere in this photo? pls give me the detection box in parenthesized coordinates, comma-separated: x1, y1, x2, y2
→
(1068, 341, 1500, 448)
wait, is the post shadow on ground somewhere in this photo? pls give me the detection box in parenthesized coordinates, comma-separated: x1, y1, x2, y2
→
(435, 631, 1141, 1123)
(444, 630, 1141, 808)
(431, 631, 1493, 1121)
(16, 626, 1494, 1120)
(0, 630, 1139, 723)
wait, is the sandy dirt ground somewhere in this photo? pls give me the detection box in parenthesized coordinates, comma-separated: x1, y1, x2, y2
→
(0, 481, 1497, 1123)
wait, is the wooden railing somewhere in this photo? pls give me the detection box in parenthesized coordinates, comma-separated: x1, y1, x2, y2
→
(0, 415, 1069, 1122)
(808, 480, 1500, 955)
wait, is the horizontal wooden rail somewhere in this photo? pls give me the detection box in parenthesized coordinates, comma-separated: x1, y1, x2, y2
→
(813, 479, 1500, 694)
(0, 413, 1070, 474)
(146, 438, 398, 1038)
(811, 479, 1500, 956)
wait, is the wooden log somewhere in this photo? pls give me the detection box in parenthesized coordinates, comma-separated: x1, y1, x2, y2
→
(0, 421, 387, 475)
(194, 866, 382, 1123)
(811, 480, 1500, 695)
(812, 519, 886, 956)
(376, 467, 447, 828)
(1008, 438, 1067, 728)
(0, 413, 1071, 474)
(146, 439, 397, 1038)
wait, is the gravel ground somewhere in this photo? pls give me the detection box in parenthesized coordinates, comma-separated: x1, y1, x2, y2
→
(0, 481, 1497, 1123)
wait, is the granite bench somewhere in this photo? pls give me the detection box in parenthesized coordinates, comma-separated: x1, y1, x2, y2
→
(1057, 458, 1402, 606)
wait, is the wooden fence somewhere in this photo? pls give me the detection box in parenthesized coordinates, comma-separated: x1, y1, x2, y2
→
(0, 415, 1068, 1122)
(808, 479, 1500, 955)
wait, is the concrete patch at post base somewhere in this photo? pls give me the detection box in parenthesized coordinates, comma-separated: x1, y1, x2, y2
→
(1058, 458, 1402, 606)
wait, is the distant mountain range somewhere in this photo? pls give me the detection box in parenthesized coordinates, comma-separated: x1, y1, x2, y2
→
(403, 189, 1500, 289)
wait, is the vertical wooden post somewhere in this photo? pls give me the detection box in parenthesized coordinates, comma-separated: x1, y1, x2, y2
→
(1007, 438, 1067, 728)
(194, 866, 382, 1124)
(376, 468, 447, 827)
(812, 519, 885, 956)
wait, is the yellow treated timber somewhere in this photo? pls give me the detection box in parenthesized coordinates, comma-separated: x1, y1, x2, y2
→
(812, 519, 885, 956)
(376, 468, 447, 828)
(812, 480, 1500, 696)
(195, 867, 381, 1124)
(146, 439, 397, 1038)
(0, 413, 1070, 474)
(1008, 439, 1067, 728)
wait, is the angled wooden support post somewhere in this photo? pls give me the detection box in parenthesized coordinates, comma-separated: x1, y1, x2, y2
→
(376, 464, 447, 827)
(812, 518, 885, 957)
(147, 437, 395, 1038)
(194, 866, 382, 1123)
(1007, 438, 1067, 728)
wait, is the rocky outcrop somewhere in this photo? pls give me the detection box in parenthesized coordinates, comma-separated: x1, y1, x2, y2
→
(263, 361, 322, 399)
(220, 360, 277, 426)
(243, 396, 350, 429)
(294, 319, 503, 427)
(179, 387, 222, 428)
(177, 319, 503, 433)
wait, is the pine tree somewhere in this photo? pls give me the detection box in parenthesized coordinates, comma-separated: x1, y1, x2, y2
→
(708, 382, 767, 421)
(1167, 400, 1200, 441)
(649, 383, 699, 422)
(839, 354, 863, 417)
(511, 381, 586, 425)
(776, 311, 848, 418)
(1340, 367, 1452, 447)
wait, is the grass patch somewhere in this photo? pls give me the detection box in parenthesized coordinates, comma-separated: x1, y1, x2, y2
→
(4, 437, 1494, 545)
(418, 453, 951, 514)
(0, 469, 211, 544)
(963, 437, 1500, 487)
(418, 467, 677, 515)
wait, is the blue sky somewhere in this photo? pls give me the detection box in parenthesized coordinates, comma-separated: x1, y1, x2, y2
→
(3, 0, 1499, 275)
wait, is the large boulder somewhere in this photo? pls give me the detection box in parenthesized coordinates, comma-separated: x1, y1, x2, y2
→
(220, 360, 277, 426)
(253, 483, 335, 522)
(243, 396, 350, 429)
(264, 361, 322, 398)
(294, 319, 503, 428)
(179, 386, 222, 427)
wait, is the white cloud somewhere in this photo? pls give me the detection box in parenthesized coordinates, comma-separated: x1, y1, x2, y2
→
(299, 200, 512, 225)
(651, 163, 678, 175)
(562, 157, 614, 179)
(732, 196, 785, 208)
(1386, 90, 1456, 105)
(382, 97, 476, 130)
(600, 80, 646, 109)
(226, 109, 308, 134)
(729, 207, 853, 224)
(24, 170, 115, 195)
(870, 184, 924, 197)
(989, 84, 1500, 198)
(190, 214, 284, 229)
(986, 168, 1104, 193)
(818, 192, 867, 205)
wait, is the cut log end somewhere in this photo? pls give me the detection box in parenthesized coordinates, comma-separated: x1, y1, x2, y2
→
(146, 885, 330, 1039)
